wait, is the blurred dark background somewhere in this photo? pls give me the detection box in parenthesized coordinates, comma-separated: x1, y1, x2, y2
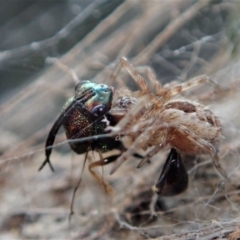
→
(1, 0, 238, 100)
(0, 0, 123, 100)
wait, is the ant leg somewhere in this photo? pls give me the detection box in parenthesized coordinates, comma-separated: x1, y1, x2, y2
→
(69, 151, 89, 223)
(111, 57, 150, 93)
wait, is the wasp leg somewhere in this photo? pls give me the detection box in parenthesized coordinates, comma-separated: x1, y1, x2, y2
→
(89, 152, 123, 196)
(89, 150, 145, 195)
(69, 151, 89, 223)
(38, 89, 95, 172)
(152, 148, 188, 196)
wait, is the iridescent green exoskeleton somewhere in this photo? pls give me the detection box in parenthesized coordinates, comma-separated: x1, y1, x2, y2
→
(38, 80, 125, 172)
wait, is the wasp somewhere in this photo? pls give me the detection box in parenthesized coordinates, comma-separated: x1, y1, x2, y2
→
(38, 79, 141, 197)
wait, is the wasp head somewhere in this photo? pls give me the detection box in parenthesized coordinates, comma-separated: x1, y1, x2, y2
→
(75, 80, 114, 117)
